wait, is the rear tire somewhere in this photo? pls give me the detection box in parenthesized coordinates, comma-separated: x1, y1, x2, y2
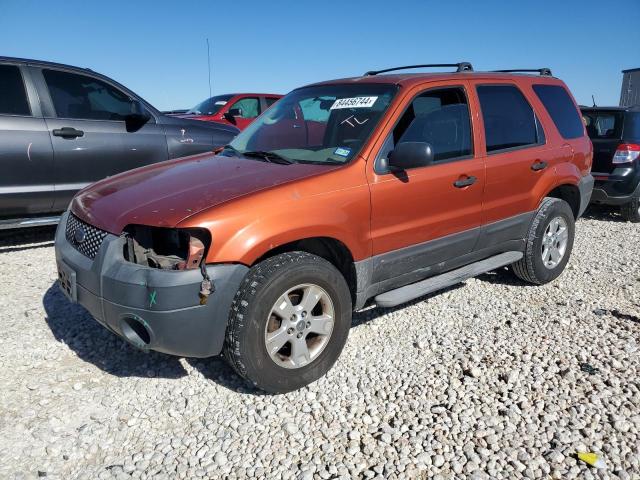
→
(621, 197, 640, 223)
(512, 197, 575, 285)
(223, 251, 352, 394)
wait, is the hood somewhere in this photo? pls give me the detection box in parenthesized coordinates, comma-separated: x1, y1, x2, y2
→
(173, 113, 213, 122)
(71, 153, 338, 234)
(160, 114, 238, 134)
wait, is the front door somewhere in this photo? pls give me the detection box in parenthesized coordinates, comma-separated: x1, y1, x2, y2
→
(368, 83, 485, 283)
(0, 64, 55, 217)
(223, 96, 261, 130)
(35, 67, 168, 211)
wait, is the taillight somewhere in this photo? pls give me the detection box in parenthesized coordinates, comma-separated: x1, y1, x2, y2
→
(612, 143, 640, 164)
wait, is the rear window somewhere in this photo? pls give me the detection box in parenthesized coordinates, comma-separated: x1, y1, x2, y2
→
(533, 84, 584, 139)
(581, 111, 624, 139)
(0, 65, 31, 116)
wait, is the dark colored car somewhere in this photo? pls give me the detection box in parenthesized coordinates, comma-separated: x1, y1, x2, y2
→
(177, 93, 283, 130)
(582, 106, 640, 222)
(55, 63, 592, 393)
(0, 57, 239, 229)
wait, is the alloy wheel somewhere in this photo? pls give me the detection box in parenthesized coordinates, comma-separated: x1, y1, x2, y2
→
(541, 216, 569, 269)
(264, 283, 335, 369)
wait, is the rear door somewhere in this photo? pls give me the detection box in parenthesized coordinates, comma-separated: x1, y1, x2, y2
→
(581, 109, 624, 174)
(0, 63, 55, 216)
(32, 67, 168, 211)
(471, 83, 553, 232)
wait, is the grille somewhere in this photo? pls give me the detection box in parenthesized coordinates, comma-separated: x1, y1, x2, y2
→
(65, 213, 108, 260)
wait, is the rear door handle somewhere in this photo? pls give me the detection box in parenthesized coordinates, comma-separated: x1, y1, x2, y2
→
(453, 175, 477, 188)
(531, 160, 548, 171)
(52, 127, 84, 139)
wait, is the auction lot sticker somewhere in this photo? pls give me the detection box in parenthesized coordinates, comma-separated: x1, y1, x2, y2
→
(330, 96, 378, 110)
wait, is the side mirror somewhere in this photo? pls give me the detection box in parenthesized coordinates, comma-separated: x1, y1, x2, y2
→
(387, 142, 434, 171)
(125, 100, 151, 132)
(224, 107, 242, 120)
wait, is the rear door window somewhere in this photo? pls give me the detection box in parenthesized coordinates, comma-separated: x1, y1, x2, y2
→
(0, 65, 31, 116)
(533, 84, 584, 139)
(43, 69, 134, 121)
(476, 85, 543, 153)
(265, 97, 280, 108)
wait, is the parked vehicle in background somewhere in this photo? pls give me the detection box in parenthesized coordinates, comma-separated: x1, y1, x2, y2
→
(582, 106, 640, 222)
(177, 93, 283, 130)
(55, 63, 592, 393)
(161, 109, 188, 115)
(0, 57, 239, 229)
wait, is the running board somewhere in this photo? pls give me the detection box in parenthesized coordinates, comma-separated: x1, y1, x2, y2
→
(374, 251, 523, 308)
(0, 215, 61, 230)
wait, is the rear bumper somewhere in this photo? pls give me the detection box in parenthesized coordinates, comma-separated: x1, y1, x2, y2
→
(54, 211, 248, 358)
(590, 167, 640, 206)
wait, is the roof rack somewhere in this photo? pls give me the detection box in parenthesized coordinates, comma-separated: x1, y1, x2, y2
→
(364, 62, 473, 76)
(492, 68, 553, 76)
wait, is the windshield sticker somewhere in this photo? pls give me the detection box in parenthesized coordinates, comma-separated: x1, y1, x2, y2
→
(214, 101, 227, 105)
(334, 147, 351, 157)
(340, 115, 369, 128)
(330, 96, 378, 110)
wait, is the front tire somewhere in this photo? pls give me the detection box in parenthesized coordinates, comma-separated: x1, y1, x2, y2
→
(223, 252, 352, 393)
(512, 197, 575, 285)
(621, 197, 640, 223)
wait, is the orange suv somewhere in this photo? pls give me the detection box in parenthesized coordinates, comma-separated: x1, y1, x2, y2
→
(55, 63, 593, 393)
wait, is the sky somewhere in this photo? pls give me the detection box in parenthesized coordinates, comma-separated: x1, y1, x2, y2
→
(1, 0, 638, 111)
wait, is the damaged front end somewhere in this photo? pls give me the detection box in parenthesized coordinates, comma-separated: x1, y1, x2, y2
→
(122, 225, 214, 302)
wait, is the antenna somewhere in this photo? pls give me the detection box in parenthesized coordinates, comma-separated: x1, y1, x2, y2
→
(206, 38, 212, 99)
(592, 95, 596, 107)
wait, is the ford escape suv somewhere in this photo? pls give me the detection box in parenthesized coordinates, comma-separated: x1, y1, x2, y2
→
(55, 63, 593, 393)
(581, 106, 640, 222)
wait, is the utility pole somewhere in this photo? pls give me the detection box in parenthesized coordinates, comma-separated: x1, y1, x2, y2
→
(206, 38, 212, 99)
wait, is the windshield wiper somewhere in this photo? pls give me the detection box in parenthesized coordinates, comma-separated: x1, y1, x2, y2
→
(242, 150, 295, 165)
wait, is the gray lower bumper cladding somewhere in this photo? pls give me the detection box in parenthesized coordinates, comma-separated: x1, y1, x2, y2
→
(54, 212, 248, 358)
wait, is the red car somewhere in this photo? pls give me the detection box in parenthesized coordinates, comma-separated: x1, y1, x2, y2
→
(179, 93, 283, 130)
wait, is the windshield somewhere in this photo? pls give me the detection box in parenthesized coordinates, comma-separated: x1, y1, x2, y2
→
(227, 84, 398, 164)
(187, 94, 234, 115)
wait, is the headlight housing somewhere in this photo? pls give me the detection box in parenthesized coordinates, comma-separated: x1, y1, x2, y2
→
(122, 225, 211, 270)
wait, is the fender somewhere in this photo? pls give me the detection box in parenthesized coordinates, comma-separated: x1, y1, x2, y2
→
(179, 161, 372, 265)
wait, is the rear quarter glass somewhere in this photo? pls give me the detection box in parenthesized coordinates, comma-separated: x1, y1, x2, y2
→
(624, 112, 640, 141)
(532, 84, 584, 140)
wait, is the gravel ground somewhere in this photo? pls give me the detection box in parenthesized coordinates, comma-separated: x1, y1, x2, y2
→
(0, 207, 638, 480)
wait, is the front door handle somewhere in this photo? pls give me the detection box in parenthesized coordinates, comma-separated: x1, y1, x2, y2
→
(453, 175, 477, 188)
(531, 160, 548, 171)
(52, 127, 84, 139)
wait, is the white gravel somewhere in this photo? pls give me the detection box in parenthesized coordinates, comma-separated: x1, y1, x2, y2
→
(0, 206, 638, 480)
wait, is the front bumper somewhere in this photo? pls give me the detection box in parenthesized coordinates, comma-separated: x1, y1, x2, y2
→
(54, 211, 248, 358)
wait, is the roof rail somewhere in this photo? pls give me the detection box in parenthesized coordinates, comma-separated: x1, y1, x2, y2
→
(492, 68, 553, 76)
(364, 62, 473, 76)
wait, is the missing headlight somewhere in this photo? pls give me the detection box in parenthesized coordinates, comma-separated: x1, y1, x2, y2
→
(122, 225, 210, 270)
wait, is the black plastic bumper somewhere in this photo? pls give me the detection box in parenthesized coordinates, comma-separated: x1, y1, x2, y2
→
(577, 174, 594, 218)
(590, 166, 640, 206)
(54, 211, 248, 358)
